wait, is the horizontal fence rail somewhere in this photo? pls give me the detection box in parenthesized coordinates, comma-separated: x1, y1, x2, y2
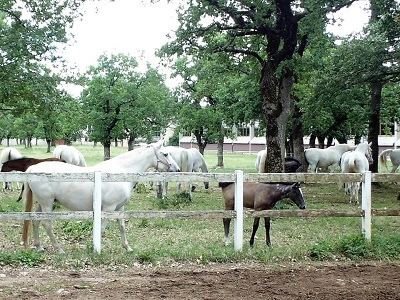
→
(0, 171, 399, 253)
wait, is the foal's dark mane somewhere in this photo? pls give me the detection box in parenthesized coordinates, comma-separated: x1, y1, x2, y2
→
(218, 182, 299, 189)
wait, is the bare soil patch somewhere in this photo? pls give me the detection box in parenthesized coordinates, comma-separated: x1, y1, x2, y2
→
(1, 262, 399, 299)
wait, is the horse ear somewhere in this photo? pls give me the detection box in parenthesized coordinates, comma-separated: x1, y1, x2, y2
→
(155, 138, 165, 148)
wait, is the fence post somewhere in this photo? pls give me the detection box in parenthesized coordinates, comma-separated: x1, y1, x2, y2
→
(93, 171, 102, 254)
(362, 171, 372, 241)
(234, 170, 244, 251)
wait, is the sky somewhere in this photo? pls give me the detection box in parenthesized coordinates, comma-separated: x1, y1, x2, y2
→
(62, 1, 370, 95)
(62, 0, 180, 94)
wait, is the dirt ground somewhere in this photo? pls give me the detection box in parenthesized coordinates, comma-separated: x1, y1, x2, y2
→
(1, 262, 400, 299)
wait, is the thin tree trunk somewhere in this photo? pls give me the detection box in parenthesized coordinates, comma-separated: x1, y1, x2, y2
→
(217, 127, 224, 167)
(368, 81, 383, 173)
(291, 101, 307, 172)
(104, 141, 111, 161)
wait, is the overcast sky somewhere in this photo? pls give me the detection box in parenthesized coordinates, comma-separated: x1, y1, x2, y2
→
(62, 0, 370, 93)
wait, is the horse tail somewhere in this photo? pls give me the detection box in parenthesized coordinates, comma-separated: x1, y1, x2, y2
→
(78, 152, 87, 167)
(379, 149, 392, 172)
(348, 155, 358, 173)
(218, 182, 233, 189)
(22, 182, 33, 249)
(259, 148, 267, 173)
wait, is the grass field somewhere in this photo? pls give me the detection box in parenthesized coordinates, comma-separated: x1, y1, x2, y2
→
(0, 143, 399, 268)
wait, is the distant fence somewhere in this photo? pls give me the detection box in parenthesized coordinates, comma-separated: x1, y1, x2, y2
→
(0, 171, 399, 253)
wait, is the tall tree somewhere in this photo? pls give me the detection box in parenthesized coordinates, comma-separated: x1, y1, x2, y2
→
(161, 0, 359, 172)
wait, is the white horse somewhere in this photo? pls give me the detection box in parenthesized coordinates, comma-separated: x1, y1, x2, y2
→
(341, 142, 373, 204)
(379, 149, 400, 173)
(157, 146, 192, 199)
(255, 149, 266, 171)
(186, 148, 210, 191)
(53, 145, 87, 167)
(22, 139, 180, 254)
(0, 147, 22, 191)
(304, 144, 357, 172)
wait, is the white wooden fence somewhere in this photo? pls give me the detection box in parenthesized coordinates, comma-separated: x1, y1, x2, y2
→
(0, 171, 399, 254)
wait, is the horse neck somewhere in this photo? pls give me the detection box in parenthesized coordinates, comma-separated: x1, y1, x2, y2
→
(103, 146, 157, 172)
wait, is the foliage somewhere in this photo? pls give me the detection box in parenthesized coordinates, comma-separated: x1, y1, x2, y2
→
(0, 0, 85, 111)
(81, 54, 175, 157)
(0, 250, 45, 267)
(309, 234, 400, 261)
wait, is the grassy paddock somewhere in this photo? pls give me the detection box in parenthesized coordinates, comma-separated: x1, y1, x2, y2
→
(0, 144, 399, 268)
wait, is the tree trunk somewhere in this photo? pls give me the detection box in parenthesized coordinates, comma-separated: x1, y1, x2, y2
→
(291, 101, 307, 172)
(128, 133, 136, 151)
(368, 81, 383, 173)
(217, 127, 224, 167)
(260, 62, 281, 173)
(103, 141, 111, 161)
(46, 139, 51, 153)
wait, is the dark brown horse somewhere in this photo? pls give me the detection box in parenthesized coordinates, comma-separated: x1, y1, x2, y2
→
(219, 182, 306, 247)
(1, 157, 64, 201)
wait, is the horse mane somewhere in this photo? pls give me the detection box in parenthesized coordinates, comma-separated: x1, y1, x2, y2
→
(218, 182, 234, 188)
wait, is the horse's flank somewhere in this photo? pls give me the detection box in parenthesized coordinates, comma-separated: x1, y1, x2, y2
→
(379, 149, 400, 173)
(304, 143, 357, 172)
(1, 157, 64, 172)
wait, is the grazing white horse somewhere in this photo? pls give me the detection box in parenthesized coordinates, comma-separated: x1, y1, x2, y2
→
(379, 149, 400, 173)
(53, 145, 87, 167)
(304, 144, 356, 172)
(0, 147, 22, 191)
(341, 142, 373, 204)
(186, 148, 210, 190)
(22, 139, 180, 254)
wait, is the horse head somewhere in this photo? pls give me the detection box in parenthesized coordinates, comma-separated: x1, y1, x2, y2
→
(152, 141, 181, 172)
(287, 182, 306, 209)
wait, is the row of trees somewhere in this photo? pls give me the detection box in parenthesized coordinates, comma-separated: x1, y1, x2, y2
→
(1, 0, 400, 172)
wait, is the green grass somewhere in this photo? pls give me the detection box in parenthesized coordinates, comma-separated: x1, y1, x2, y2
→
(0, 143, 399, 268)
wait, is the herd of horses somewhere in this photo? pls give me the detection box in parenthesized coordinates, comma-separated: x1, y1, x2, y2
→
(0, 140, 398, 252)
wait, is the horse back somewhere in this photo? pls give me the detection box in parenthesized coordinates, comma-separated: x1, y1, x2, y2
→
(348, 152, 369, 173)
(220, 182, 258, 210)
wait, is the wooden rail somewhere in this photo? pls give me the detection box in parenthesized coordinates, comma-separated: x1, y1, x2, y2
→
(0, 171, 399, 253)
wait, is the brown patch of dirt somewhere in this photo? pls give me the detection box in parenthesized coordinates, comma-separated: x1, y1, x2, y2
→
(1, 262, 400, 299)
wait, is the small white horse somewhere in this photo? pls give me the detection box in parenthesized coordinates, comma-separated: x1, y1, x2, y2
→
(53, 145, 87, 167)
(341, 142, 373, 204)
(22, 139, 180, 254)
(304, 144, 357, 173)
(0, 147, 22, 191)
(379, 149, 400, 173)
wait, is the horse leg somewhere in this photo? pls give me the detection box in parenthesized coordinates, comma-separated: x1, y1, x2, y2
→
(354, 182, 360, 204)
(223, 218, 231, 245)
(33, 204, 64, 254)
(32, 205, 44, 252)
(115, 207, 132, 252)
(249, 217, 260, 247)
(264, 217, 271, 246)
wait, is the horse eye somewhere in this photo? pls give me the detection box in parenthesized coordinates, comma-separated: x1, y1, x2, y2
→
(163, 153, 168, 157)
